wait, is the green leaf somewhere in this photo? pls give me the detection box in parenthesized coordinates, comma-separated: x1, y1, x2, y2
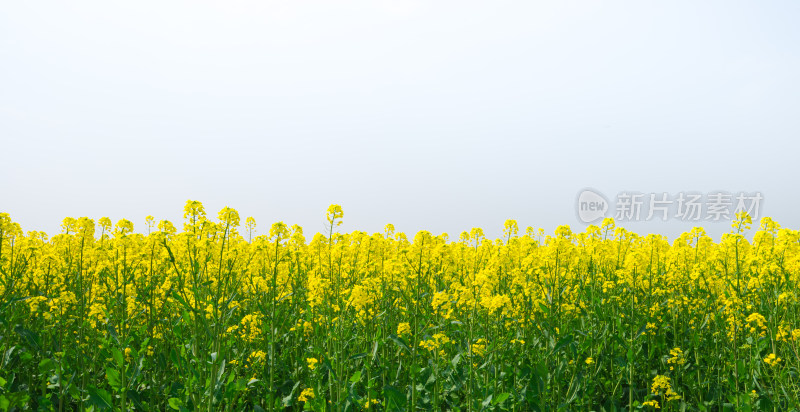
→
(216, 358, 226, 386)
(539, 302, 550, 313)
(451, 353, 461, 368)
(425, 373, 436, 385)
(168, 398, 185, 411)
(388, 335, 410, 354)
(281, 393, 294, 407)
(111, 348, 123, 368)
(171, 291, 191, 310)
(282, 381, 300, 407)
(14, 326, 40, 351)
(482, 394, 493, 408)
(321, 358, 337, 380)
(107, 324, 120, 345)
(1, 392, 30, 409)
(127, 390, 146, 411)
(2, 346, 16, 369)
(87, 387, 114, 410)
(736, 360, 746, 380)
(383, 385, 407, 411)
(553, 335, 574, 353)
(371, 341, 379, 361)
(38, 358, 56, 374)
(493, 392, 510, 405)
(106, 368, 122, 390)
(349, 370, 362, 383)
(348, 352, 367, 361)
(634, 325, 647, 340)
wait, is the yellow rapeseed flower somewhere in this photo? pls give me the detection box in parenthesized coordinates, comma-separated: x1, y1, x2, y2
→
(397, 322, 411, 337)
(764, 353, 782, 367)
(298, 387, 315, 402)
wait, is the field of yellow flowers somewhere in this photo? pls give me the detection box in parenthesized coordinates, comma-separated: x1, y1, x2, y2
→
(1, 201, 799, 411)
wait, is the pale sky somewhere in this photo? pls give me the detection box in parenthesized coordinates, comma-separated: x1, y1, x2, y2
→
(2, 1, 799, 241)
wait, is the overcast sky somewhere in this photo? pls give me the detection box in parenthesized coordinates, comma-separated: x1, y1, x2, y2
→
(2, 1, 799, 241)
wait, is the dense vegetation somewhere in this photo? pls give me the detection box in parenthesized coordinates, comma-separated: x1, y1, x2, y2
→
(0, 202, 798, 411)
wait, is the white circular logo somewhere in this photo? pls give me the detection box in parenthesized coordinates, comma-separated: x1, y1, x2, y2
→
(576, 189, 609, 223)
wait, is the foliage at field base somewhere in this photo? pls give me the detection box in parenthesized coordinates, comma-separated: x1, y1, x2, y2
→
(1, 202, 799, 411)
